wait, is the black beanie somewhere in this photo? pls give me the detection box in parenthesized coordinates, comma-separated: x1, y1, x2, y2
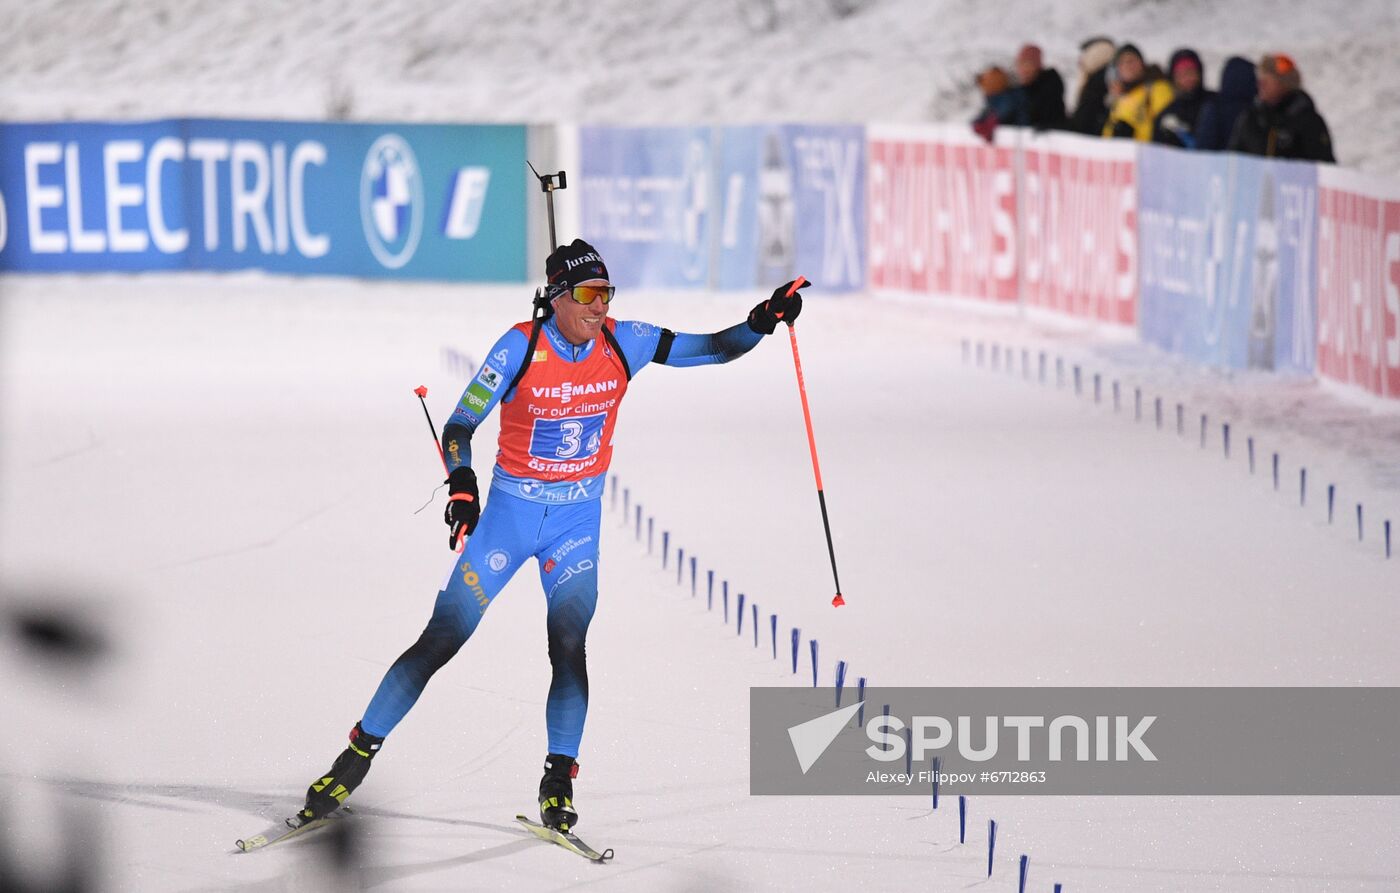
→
(546, 238, 609, 289)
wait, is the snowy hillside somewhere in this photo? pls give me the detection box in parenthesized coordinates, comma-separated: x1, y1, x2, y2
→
(3, 0, 1400, 177)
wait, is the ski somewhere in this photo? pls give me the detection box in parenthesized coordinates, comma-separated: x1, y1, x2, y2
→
(235, 806, 352, 853)
(514, 815, 614, 862)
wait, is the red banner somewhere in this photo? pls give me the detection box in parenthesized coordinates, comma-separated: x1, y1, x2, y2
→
(1020, 136, 1137, 325)
(1316, 182, 1400, 399)
(867, 129, 1016, 303)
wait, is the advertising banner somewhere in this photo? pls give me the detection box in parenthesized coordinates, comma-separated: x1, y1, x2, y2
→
(867, 125, 1017, 303)
(1020, 133, 1137, 325)
(1249, 158, 1319, 375)
(1316, 167, 1400, 399)
(0, 119, 527, 281)
(576, 125, 715, 289)
(714, 124, 865, 292)
(1137, 144, 1229, 362)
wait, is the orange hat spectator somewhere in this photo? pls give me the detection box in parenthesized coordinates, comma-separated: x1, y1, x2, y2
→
(1229, 53, 1334, 161)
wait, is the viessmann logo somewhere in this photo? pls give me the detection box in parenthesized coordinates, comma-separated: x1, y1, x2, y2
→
(532, 380, 619, 405)
(787, 702, 1157, 775)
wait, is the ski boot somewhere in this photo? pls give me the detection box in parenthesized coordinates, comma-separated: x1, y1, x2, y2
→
(538, 753, 580, 832)
(299, 722, 384, 823)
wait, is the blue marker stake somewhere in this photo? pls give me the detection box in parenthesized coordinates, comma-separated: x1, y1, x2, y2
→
(958, 795, 967, 843)
(856, 678, 866, 727)
(736, 593, 745, 635)
(623, 487, 630, 521)
(770, 614, 778, 659)
(931, 756, 941, 809)
(1039, 352, 1047, 383)
(791, 628, 800, 674)
(662, 531, 669, 568)
(635, 505, 642, 540)
(810, 639, 819, 687)
(706, 570, 714, 610)
(1273, 453, 1280, 490)
(987, 819, 997, 878)
(690, 556, 697, 596)
(1056, 356, 1064, 388)
(1223, 422, 1230, 458)
(1385, 519, 1391, 558)
(1094, 372, 1101, 403)
(1073, 365, 1081, 395)
(647, 517, 654, 555)
(976, 343, 984, 367)
(610, 479, 618, 511)
(677, 547, 684, 585)
(1019, 854, 1029, 893)
(723, 581, 729, 623)
(1328, 484, 1336, 523)
(1175, 401, 1182, 435)
(752, 603, 759, 647)
(835, 660, 847, 706)
(1200, 413, 1208, 448)
(1248, 436, 1256, 473)
(1134, 387, 1142, 421)
(1155, 397, 1162, 429)
(1300, 468, 1307, 506)
(1357, 503, 1364, 541)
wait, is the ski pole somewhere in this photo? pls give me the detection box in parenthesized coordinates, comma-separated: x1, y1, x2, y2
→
(780, 277, 846, 608)
(416, 386, 470, 554)
(414, 385, 448, 473)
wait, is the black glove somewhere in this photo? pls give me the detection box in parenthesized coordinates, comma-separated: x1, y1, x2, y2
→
(443, 466, 480, 551)
(747, 280, 808, 334)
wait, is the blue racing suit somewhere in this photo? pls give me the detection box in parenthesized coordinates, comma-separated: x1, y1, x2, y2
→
(360, 315, 763, 756)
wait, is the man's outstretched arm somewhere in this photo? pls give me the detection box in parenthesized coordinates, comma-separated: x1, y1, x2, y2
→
(616, 280, 809, 371)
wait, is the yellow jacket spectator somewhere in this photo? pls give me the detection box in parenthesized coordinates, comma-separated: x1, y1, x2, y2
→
(1103, 44, 1175, 140)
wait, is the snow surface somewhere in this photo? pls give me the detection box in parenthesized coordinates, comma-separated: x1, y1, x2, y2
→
(3, 0, 1400, 178)
(2, 277, 1397, 891)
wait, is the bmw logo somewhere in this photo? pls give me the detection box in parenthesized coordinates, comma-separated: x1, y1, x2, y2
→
(360, 134, 424, 269)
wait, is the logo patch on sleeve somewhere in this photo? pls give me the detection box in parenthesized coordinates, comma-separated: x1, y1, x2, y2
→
(477, 364, 503, 392)
(462, 382, 491, 412)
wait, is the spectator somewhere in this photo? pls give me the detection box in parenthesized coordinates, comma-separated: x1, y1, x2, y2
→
(1103, 43, 1175, 140)
(972, 65, 1027, 142)
(1152, 48, 1216, 148)
(1196, 56, 1256, 151)
(1228, 54, 1335, 162)
(1014, 43, 1067, 130)
(1068, 36, 1116, 135)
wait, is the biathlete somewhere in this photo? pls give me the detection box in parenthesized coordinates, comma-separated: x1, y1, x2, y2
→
(297, 239, 807, 833)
